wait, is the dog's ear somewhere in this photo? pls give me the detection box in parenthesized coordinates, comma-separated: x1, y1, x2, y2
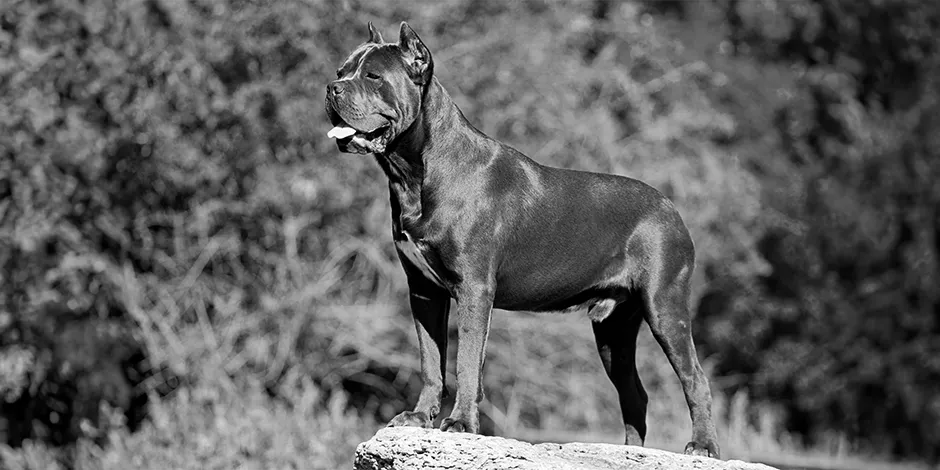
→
(367, 21, 384, 44)
(398, 22, 433, 86)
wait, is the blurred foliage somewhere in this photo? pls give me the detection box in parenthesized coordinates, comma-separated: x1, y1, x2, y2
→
(0, 377, 372, 470)
(0, 0, 396, 460)
(684, 0, 940, 460)
(0, 0, 937, 467)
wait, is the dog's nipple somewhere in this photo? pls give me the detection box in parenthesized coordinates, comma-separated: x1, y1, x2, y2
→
(328, 126, 356, 139)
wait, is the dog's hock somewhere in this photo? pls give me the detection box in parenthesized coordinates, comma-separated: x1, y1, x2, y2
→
(354, 427, 778, 470)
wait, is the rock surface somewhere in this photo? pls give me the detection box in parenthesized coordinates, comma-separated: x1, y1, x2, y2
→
(354, 427, 779, 470)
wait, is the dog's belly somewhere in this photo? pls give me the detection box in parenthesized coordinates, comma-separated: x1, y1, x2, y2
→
(493, 282, 626, 313)
(489, 207, 649, 314)
(492, 245, 638, 312)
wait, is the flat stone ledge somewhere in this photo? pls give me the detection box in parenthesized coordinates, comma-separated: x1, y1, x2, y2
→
(354, 427, 779, 470)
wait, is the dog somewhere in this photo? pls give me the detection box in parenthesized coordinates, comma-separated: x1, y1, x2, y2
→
(325, 22, 720, 458)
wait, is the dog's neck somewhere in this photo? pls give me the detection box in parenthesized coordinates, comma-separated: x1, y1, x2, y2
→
(377, 77, 491, 237)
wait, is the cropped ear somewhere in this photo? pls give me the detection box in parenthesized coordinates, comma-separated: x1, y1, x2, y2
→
(367, 21, 384, 44)
(398, 22, 433, 86)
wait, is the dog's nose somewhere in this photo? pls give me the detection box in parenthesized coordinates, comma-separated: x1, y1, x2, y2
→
(329, 81, 346, 96)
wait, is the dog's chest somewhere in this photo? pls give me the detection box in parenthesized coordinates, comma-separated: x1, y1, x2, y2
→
(395, 232, 446, 288)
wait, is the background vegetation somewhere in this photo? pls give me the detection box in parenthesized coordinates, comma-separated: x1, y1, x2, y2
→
(0, 0, 937, 468)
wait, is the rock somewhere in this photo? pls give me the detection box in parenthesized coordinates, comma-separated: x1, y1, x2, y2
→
(354, 427, 778, 470)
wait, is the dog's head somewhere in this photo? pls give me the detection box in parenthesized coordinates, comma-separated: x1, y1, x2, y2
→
(325, 22, 433, 154)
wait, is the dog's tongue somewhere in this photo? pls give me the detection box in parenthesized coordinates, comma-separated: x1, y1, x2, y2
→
(327, 125, 356, 139)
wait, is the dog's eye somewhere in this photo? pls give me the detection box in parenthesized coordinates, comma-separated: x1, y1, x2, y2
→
(336, 69, 343, 78)
(365, 72, 382, 81)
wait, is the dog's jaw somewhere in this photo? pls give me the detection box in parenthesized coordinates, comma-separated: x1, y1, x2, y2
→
(326, 106, 394, 154)
(325, 86, 398, 154)
(329, 121, 392, 154)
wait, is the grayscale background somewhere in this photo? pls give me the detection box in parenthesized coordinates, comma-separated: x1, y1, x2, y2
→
(1, 1, 938, 469)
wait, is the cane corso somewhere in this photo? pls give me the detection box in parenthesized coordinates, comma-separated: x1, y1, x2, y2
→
(325, 22, 720, 458)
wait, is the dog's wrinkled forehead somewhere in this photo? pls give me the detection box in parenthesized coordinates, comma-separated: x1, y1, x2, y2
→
(338, 43, 404, 77)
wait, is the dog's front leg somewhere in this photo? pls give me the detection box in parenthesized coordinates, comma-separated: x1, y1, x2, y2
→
(388, 272, 451, 429)
(440, 283, 494, 433)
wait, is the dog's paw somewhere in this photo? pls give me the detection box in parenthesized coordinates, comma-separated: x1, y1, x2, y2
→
(439, 416, 477, 433)
(387, 411, 433, 428)
(683, 440, 720, 459)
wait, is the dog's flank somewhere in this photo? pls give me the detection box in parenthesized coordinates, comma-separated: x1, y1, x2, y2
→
(326, 21, 720, 459)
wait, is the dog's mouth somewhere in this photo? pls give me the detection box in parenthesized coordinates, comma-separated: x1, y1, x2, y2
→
(325, 97, 396, 154)
(325, 101, 394, 155)
(328, 120, 391, 154)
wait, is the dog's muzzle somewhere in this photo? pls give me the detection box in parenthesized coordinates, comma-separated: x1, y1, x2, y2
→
(325, 83, 392, 154)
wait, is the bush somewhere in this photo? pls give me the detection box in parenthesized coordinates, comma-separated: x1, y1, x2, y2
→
(3, 0, 936, 466)
(692, 0, 940, 459)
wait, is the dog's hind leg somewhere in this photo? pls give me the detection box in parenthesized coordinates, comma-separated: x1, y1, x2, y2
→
(591, 300, 648, 446)
(643, 261, 720, 458)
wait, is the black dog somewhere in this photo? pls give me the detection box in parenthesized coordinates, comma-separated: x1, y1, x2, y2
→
(325, 22, 720, 458)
